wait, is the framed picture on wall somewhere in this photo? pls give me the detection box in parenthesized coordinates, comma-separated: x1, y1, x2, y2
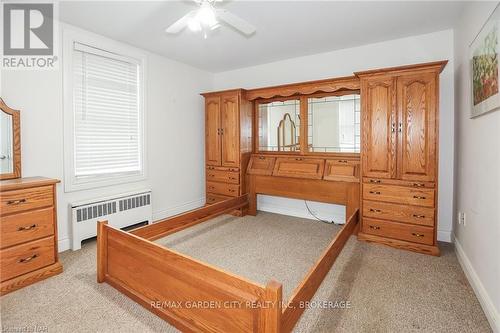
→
(470, 3, 500, 118)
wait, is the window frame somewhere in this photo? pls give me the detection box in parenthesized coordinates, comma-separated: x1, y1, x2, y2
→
(63, 27, 147, 192)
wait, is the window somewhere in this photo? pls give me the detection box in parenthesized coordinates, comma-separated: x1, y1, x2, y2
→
(64, 31, 146, 192)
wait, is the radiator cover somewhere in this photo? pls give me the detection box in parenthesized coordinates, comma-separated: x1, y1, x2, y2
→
(71, 190, 152, 250)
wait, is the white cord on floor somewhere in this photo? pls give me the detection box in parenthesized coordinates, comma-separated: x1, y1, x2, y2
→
(304, 200, 342, 225)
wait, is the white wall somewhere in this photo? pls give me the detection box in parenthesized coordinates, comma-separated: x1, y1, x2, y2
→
(0, 24, 213, 251)
(453, 2, 500, 332)
(214, 30, 455, 241)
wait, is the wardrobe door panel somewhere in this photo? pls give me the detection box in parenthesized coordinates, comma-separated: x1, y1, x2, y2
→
(397, 73, 437, 182)
(221, 95, 240, 167)
(205, 97, 221, 166)
(362, 77, 397, 179)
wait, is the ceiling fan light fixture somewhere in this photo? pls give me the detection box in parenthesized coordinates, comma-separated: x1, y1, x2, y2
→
(187, 19, 201, 32)
(197, 3, 218, 28)
(165, 0, 256, 37)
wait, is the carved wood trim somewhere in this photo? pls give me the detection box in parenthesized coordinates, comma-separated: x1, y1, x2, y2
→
(245, 76, 360, 100)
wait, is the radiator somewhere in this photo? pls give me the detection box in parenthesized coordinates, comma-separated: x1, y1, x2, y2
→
(71, 190, 152, 250)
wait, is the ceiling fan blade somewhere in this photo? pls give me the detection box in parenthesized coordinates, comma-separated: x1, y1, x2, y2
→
(165, 10, 197, 34)
(216, 9, 256, 36)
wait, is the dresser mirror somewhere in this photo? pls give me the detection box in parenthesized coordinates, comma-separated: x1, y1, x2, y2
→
(307, 94, 361, 153)
(0, 98, 21, 180)
(258, 99, 300, 152)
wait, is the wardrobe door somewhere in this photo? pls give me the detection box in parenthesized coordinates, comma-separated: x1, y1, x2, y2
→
(221, 94, 240, 167)
(362, 77, 397, 179)
(205, 96, 221, 166)
(397, 73, 437, 182)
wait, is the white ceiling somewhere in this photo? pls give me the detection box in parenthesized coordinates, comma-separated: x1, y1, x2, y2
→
(59, 1, 466, 73)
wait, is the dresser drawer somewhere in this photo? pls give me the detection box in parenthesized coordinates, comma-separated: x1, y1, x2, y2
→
(1, 207, 55, 249)
(363, 177, 435, 189)
(363, 201, 435, 227)
(323, 159, 359, 182)
(206, 193, 231, 205)
(0, 236, 55, 282)
(206, 169, 239, 184)
(206, 181, 239, 197)
(362, 218, 434, 245)
(273, 158, 325, 179)
(247, 156, 276, 176)
(363, 184, 434, 207)
(206, 166, 239, 173)
(1, 186, 53, 216)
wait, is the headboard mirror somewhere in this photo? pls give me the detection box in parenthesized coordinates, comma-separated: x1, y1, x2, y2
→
(0, 98, 21, 180)
(256, 91, 360, 155)
(258, 99, 300, 152)
(307, 93, 361, 153)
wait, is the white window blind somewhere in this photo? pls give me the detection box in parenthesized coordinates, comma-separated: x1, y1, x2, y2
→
(72, 42, 142, 178)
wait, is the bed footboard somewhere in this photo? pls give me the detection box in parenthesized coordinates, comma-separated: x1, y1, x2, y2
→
(281, 209, 359, 332)
(97, 221, 282, 332)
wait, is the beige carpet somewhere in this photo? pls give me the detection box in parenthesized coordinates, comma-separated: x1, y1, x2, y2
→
(0, 212, 491, 333)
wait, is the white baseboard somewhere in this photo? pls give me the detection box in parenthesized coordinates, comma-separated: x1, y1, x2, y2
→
(152, 197, 205, 222)
(455, 236, 499, 333)
(257, 196, 345, 224)
(437, 230, 452, 243)
(58, 237, 70, 253)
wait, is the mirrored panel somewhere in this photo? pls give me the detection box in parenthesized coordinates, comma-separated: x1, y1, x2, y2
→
(258, 99, 300, 152)
(307, 94, 360, 153)
(0, 111, 14, 174)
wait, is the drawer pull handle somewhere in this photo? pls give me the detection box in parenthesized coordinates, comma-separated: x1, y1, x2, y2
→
(208, 187, 214, 190)
(369, 179, 381, 183)
(412, 183, 425, 187)
(338, 160, 348, 163)
(369, 191, 381, 195)
(369, 209, 381, 213)
(412, 214, 426, 218)
(18, 224, 37, 231)
(229, 189, 236, 192)
(18, 254, 38, 263)
(412, 233, 424, 238)
(295, 158, 303, 161)
(369, 225, 380, 230)
(229, 177, 237, 180)
(209, 174, 215, 177)
(258, 156, 265, 160)
(7, 199, 26, 205)
(413, 195, 426, 199)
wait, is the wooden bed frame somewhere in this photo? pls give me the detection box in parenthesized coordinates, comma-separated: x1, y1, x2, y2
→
(97, 195, 359, 332)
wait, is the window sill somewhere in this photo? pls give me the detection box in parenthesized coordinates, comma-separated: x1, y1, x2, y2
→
(64, 172, 146, 193)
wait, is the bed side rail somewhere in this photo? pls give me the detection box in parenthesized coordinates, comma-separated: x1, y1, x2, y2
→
(281, 209, 359, 332)
(97, 219, 282, 333)
(131, 194, 248, 241)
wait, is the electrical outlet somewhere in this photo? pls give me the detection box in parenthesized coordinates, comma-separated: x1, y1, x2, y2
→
(458, 212, 466, 226)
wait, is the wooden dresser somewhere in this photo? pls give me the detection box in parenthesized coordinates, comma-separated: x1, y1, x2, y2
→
(356, 62, 446, 256)
(0, 177, 62, 295)
(201, 89, 253, 210)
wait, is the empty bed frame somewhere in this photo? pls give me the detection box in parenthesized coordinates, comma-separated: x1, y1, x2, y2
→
(97, 195, 359, 333)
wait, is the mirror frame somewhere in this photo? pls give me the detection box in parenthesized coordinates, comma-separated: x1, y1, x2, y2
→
(0, 98, 21, 180)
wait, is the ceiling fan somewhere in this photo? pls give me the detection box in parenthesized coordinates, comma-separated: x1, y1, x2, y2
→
(165, 0, 256, 38)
